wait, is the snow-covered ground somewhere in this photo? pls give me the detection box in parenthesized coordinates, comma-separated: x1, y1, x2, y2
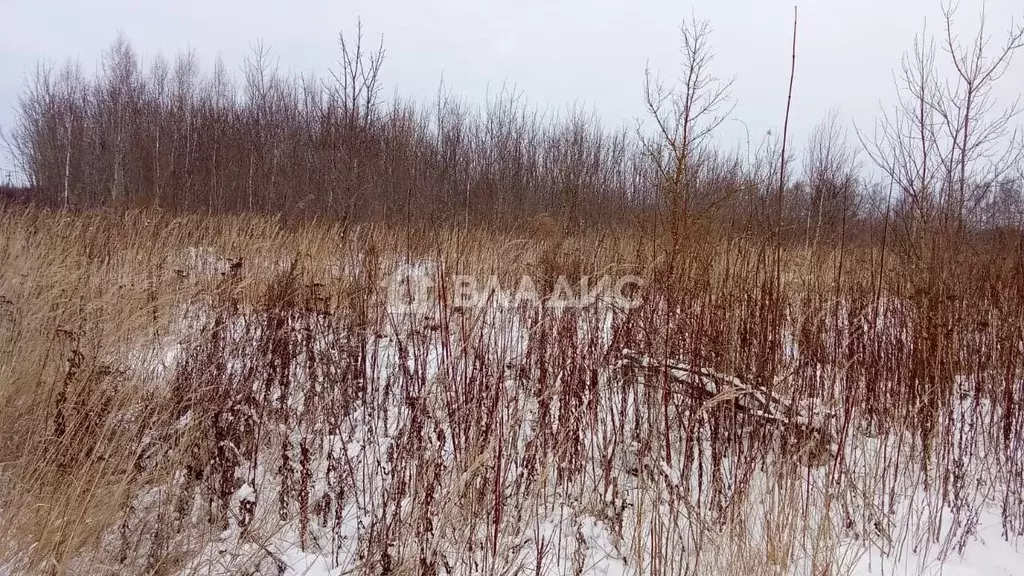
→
(31, 251, 1023, 576)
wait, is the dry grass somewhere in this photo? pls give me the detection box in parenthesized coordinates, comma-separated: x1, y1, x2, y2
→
(0, 207, 1021, 575)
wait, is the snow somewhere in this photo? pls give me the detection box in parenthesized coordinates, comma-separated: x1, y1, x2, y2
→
(65, 249, 1024, 575)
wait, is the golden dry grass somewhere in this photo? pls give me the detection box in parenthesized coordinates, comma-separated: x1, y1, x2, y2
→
(0, 207, 1020, 575)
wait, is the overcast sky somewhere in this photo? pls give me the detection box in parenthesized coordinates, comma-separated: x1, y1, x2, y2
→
(2, 0, 1022, 181)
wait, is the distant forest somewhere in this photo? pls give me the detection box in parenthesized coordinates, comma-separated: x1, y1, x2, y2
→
(3, 14, 1023, 242)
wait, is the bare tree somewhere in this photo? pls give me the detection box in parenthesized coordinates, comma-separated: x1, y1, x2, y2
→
(332, 19, 385, 130)
(641, 16, 735, 231)
(328, 20, 385, 213)
(935, 2, 1024, 228)
(860, 6, 1024, 244)
(97, 33, 142, 205)
(802, 109, 859, 248)
(859, 27, 942, 241)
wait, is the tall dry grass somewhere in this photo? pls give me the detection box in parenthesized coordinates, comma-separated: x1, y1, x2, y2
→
(0, 207, 1020, 574)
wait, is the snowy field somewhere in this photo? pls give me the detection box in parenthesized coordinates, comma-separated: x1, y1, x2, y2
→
(2, 239, 1022, 576)
(94, 252, 1023, 576)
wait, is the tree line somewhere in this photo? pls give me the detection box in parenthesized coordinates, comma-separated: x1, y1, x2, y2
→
(4, 11, 1022, 248)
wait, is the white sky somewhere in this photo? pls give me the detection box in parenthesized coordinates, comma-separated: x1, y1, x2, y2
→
(2, 0, 1022, 181)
